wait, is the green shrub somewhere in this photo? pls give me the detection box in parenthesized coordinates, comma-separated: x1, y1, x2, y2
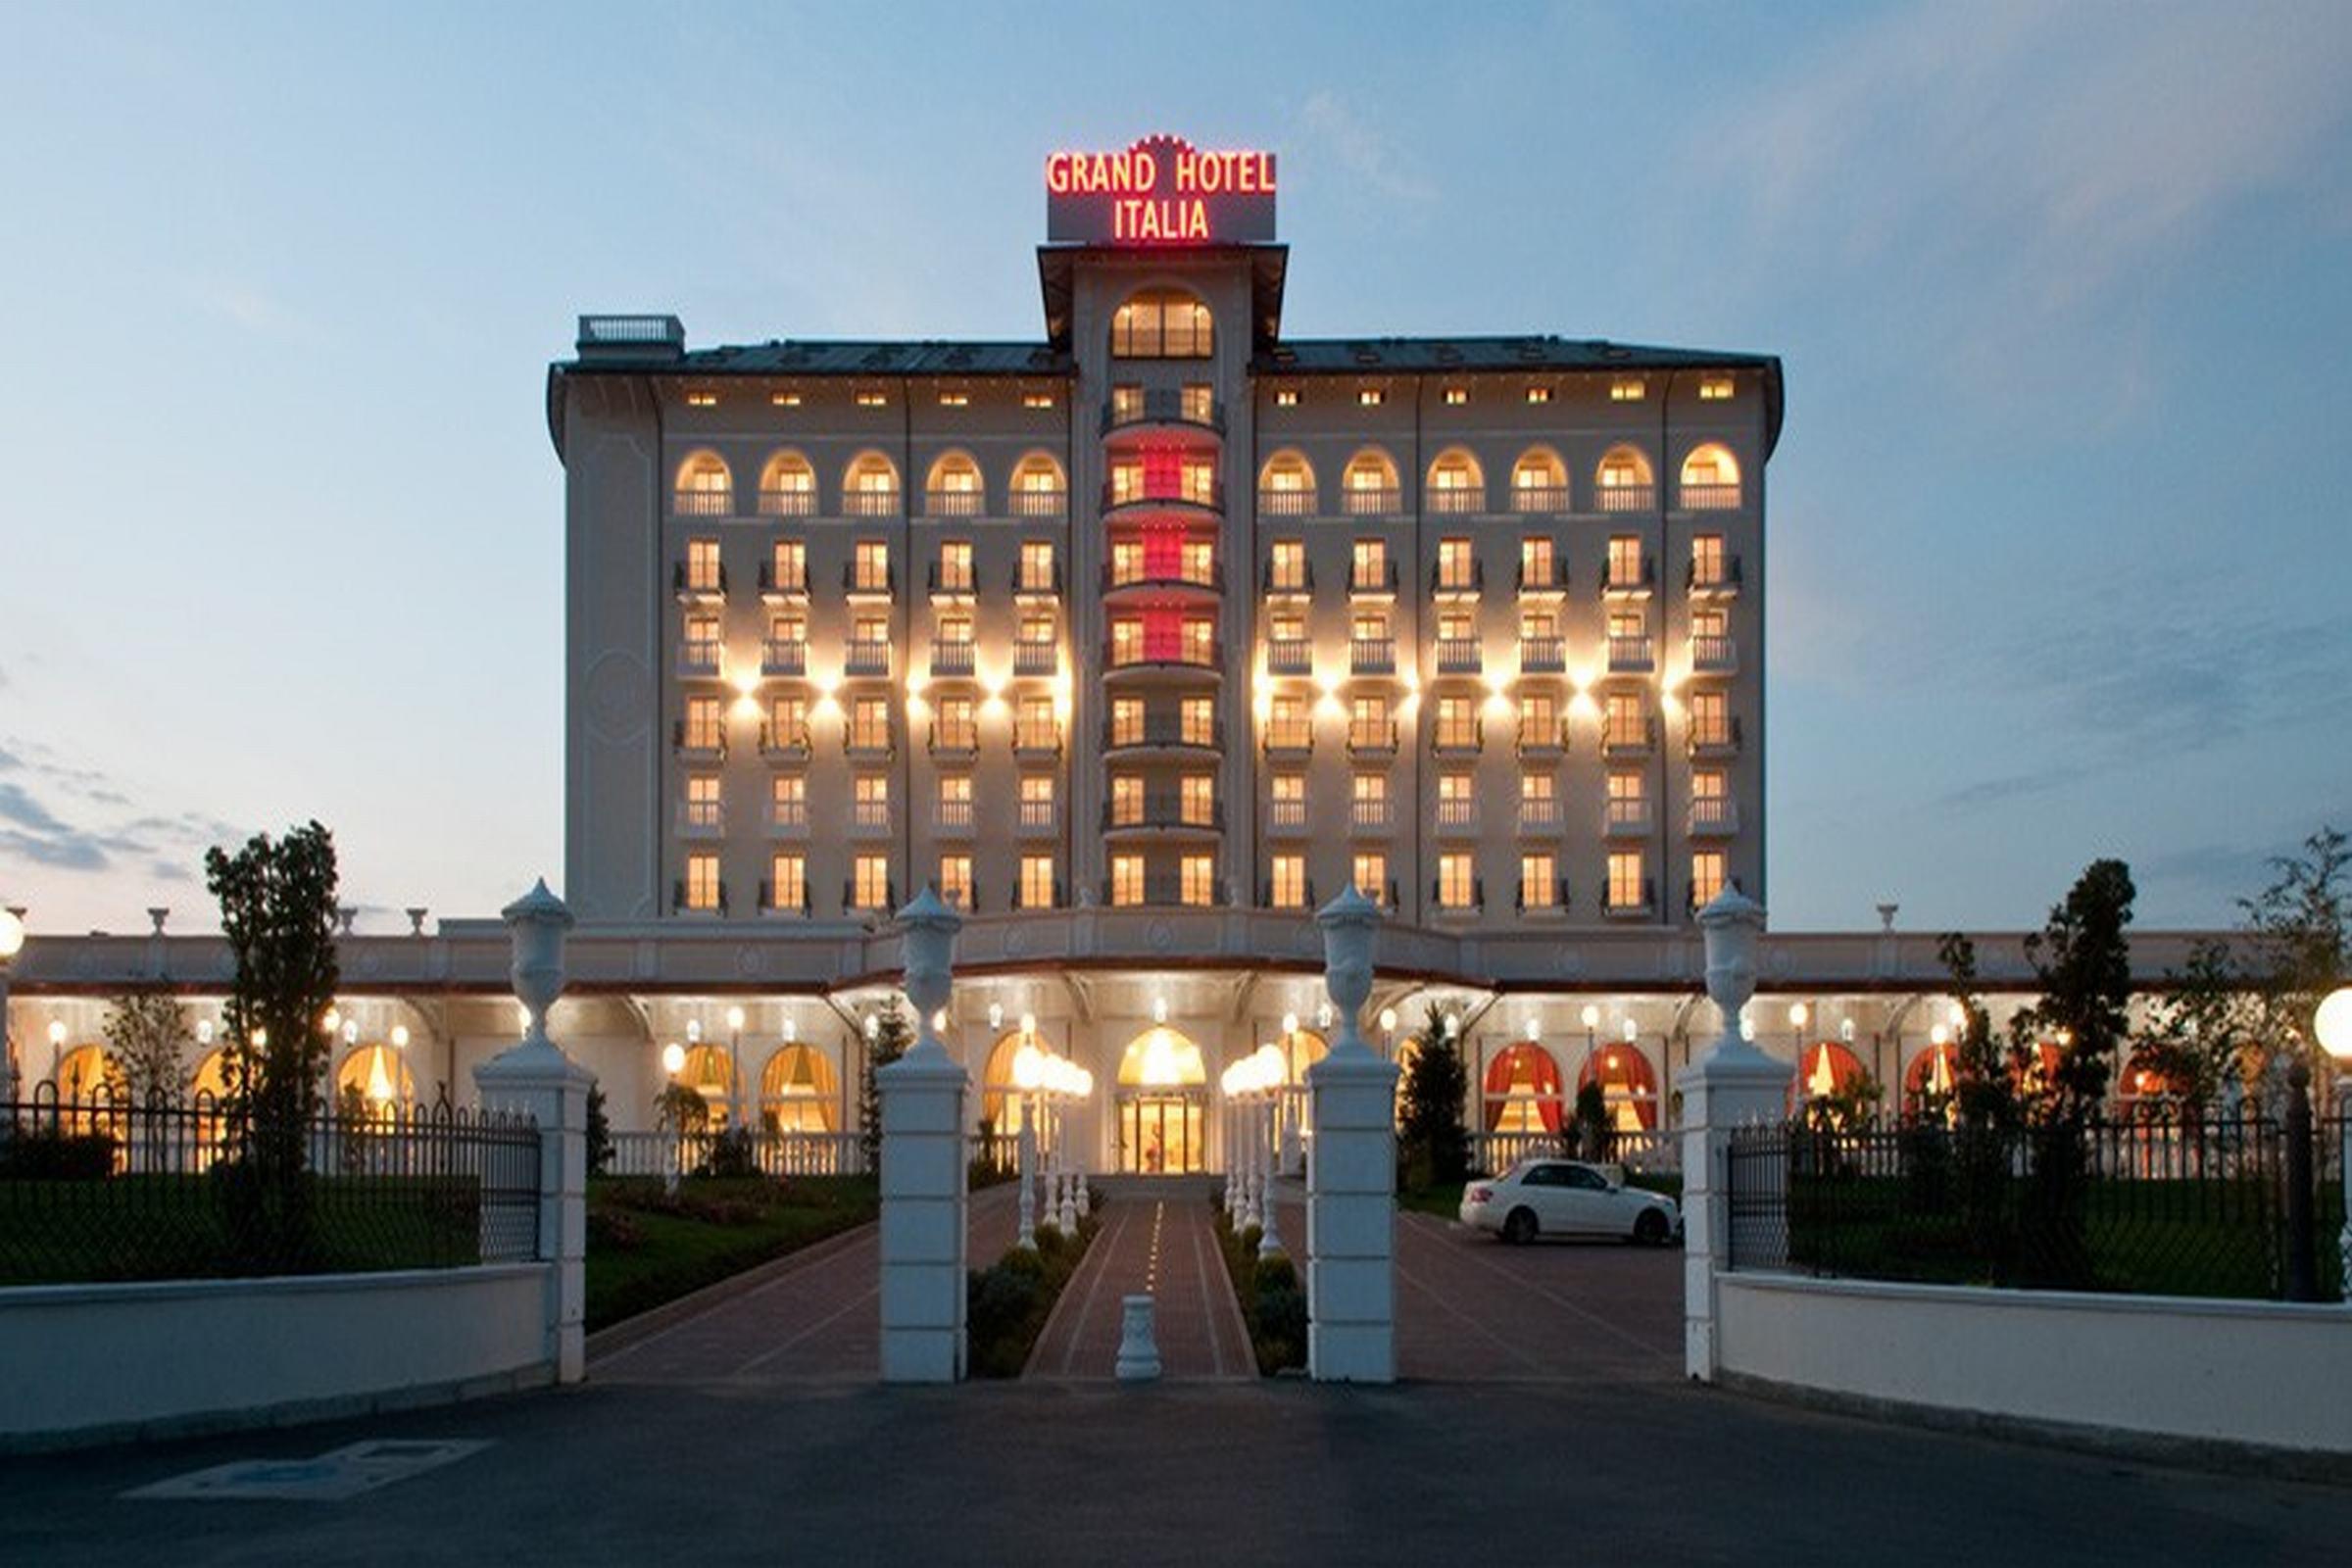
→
(1254, 1254, 1298, 1295)
(698, 1127, 761, 1180)
(0, 1131, 119, 1180)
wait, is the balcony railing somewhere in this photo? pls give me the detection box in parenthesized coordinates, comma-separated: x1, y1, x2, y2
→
(1262, 721, 1314, 757)
(1350, 637, 1396, 675)
(851, 801, 892, 835)
(1435, 798, 1478, 835)
(928, 721, 979, 757)
(760, 723, 810, 759)
(1516, 558, 1567, 593)
(1518, 798, 1563, 833)
(1342, 486, 1402, 517)
(929, 639, 976, 678)
(1688, 715, 1745, 758)
(936, 799, 976, 835)
(1510, 484, 1570, 514)
(671, 489, 734, 518)
(1012, 723, 1062, 757)
(1431, 561, 1484, 597)
(1595, 483, 1655, 514)
(1689, 556, 1744, 596)
(1350, 799, 1393, 833)
(1008, 489, 1068, 521)
(1686, 877, 1744, 915)
(1102, 796, 1226, 833)
(1518, 636, 1565, 673)
(1108, 715, 1225, 752)
(1261, 559, 1313, 594)
(1436, 638, 1483, 675)
(1607, 635, 1654, 673)
(1101, 874, 1229, 908)
(1104, 560, 1224, 594)
(1603, 558, 1655, 596)
(1432, 721, 1484, 756)
(1011, 878, 1064, 911)
(759, 561, 808, 597)
(1605, 798, 1651, 837)
(1515, 878, 1570, 915)
(927, 563, 977, 597)
(1264, 638, 1312, 676)
(1260, 877, 1318, 912)
(1013, 641, 1059, 678)
(1348, 560, 1399, 597)
(758, 487, 817, 518)
(1013, 558, 1064, 596)
(673, 562, 726, 600)
(843, 562, 896, 597)
(1105, 636, 1222, 671)
(761, 639, 807, 677)
(1603, 877, 1657, 917)
(1102, 478, 1224, 514)
(677, 640, 722, 678)
(1346, 721, 1397, 757)
(1690, 634, 1738, 674)
(1601, 715, 1659, 756)
(842, 490, 901, 519)
(1678, 483, 1741, 512)
(767, 800, 808, 835)
(671, 720, 725, 760)
(1266, 797, 1307, 833)
(672, 879, 729, 915)
(757, 880, 811, 917)
(1428, 486, 1486, 515)
(1516, 716, 1566, 756)
(1431, 877, 1485, 917)
(844, 641, 893, 678)
(844, 879, 900, 915)
(1017, 799, 1057, 835)
(677, 801, 723, 836)
(1102, 389, 1226, 434)
(924, 489, 986, 518)
(1256, 488, 1317, 517)
(843, 725, 896, 760)
(1689, 797, 1740, 836)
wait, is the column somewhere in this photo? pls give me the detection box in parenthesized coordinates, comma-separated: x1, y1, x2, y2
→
(1676, 887, 1793, 1384)
(472, 880, 596, 1385)
(877, 887, 970, 1383)
(1305, 885, 1401, 1383)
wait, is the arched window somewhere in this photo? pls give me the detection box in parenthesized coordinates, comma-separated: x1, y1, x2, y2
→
(1483, 1042, 1563, 1134)
(1903, 1042, 1959, 1117)
(1342, 448, 1400, 516)
(673, 451, 733, 515)
(335, 1044, 416, 1114)
(1009, 453, 1067, 518)
(925, 453, 984, 517)
(843, 452, 901, 517)
(54, 1044, 122, 1102)
(1510, 448, 1567, 512)
(1118, 1026, 1206, 1087)
(676, 1044, 736, 1125)
(1595, 445, 1653, 512)
(1110, 289, 1213, 359)
(1577, 1045, 1661, 1132)
(760, 1044, 838, 1134)
(1426, 448, 1485, 515)
(979, 1030, 1041, 1138)
(759, 451, 815, 516)
(1678, 443, 1740, 509)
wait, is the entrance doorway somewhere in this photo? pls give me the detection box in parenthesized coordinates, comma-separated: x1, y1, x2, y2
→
(1118, 1092, 1205, 1173)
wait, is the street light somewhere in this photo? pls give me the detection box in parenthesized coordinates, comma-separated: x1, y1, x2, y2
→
(0, 906, 22, 1110)
(2316, 986, 2352, 1302)
(725, 1005, 748, 1131)
(660, 1041, 687, 1193)
(1012, 1042, 1044, 1250)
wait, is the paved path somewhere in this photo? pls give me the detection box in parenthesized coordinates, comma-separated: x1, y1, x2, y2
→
(591, 1184, 1020, 1385)
(1026, 1189, 1253, 1381)
(1395, 1208, 1681, 1382)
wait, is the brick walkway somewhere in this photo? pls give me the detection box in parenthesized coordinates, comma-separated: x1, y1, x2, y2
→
(1025, 1181, 1253, 1381)
(1394, 1208, 1681, 1383)
(590, 1184, 1020, 1385)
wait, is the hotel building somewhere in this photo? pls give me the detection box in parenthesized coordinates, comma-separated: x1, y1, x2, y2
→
(0, 141, 2219, 1174)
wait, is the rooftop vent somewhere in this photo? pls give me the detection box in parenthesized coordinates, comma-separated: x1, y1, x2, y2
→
(576, 315, 685, 362)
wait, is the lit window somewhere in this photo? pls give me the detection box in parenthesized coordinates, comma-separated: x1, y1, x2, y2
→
(1177, 696, 1211, 748)
(1608, 851, 1646, 910)
(769, 539, 807, 591)
(1691, 852, 1727, 907)
(1179, 854, 1217, 906)
(1020, 855, 1056, 908)
(1444, 386, 1468, 406)
(1268, 695, 1310, 750)
(1268, 538, 1306, 591)
(1110, 290, 1213, 359)
(1436, 537, 1475, 590)
(1181, 774, 1217, 827)
(766, 696, 808, 750)
(1435, 696, 1478, 749)
(1274, 388, 1299, 408)
(1609, 378, 1645, 403)
(1606, 770, 1644, 826)
(1690, 691, 1731, 747)
(1607, 535, 1644, 587)
(1597, 445, 1654, 498)
(1019, 540, 1057, 590)
(1270, 856, 1307, 909)
(1603, 693, 1646, 750)
(1358, 387, 1385, 407)
(853, 540, 892, 593)
(685, 854, 720, 911)
(1353, 851, 1387, 903)
(1181, 383, 1214, 424)
(771, 391, 802, 408)
(770, 774, 807, 826)
(683, 696, 723, 751)
(1022, 390, 1056, 410)
(1270, 773, 1305, 827)
(1692, 534, 1728, 588)
(769, 853, 806, 912)
(1679, 444, 1741, 508)
(1699, 376, 1735, 401)
(674, 453, 732, 514)
(1520, 536, 1556, 586)
(685, 390, 717, 409)
(855, 389, 888, 408)
(1016, 696, 1057, 751)
(933, 696, 976, 750)
(1342, 450, 1398, 513)
(1439, 853, 1476, 910)
(853, 854, 891, 910)
(1348, 694, 1391, 748)
(1110, 854, 1146, 906)
(939, 855, 974, 909)
(684, 537, 722, 593)
(1437, 609, 1473, 641)
(1525, 385, 1552, 405)
(1520, 692, 1557, 746)
(938, 391, 969, 408)
(682, 612, 720, 670)
(1437, 773, 1473, 828)
(1521, 853, 1557, 908)
(685, 775, 720, 829)
(850, 697, 892, 753)
(845, 454, 901, 514)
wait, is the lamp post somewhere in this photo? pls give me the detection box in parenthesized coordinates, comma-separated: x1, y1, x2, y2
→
(1251, 1042, 1288, 1259)
(1012, 1041, 1042, 1250)
(1378, 1006, 1397, 1060)
(661, 1040, 687, 1194)
(2316, 986, 2352, 1302)
(0, 906, 23, 1120)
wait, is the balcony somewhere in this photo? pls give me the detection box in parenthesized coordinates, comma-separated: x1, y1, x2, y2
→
(927, 720, 979, 760)
(1510, 485, 1571, 515)
(1102, 477, 1224, 515)
(758, 487, 817, 518)
(1518, 636, 1565, 674)
(1102, 388, 1225, 435)
(759, 561, 808, 600)
(1261, 559, 1313, 596)
(1603, 878, 1658, 918)
(676, 640, 723, 679)
(1011, 877, 1065, 912)
(1102, 795, 1226, 834)
(1689, 797, 1740, 837)
(1349, 799, 1394, 834)
(1436, 638, 1483, 675)
(1012, 558, 1064, 598)
(1595, 483, 1655, 514)
(1108, 714, 1226, 754)
(1101, 873, 1229, 909)
(1687, 877, 1745, 915)
(757, 880, 811, 917)
(1605, 798, 1651, 838)
(1341, 486, 1403, 518)
(844, 562, 897, 600)
(844, 641, 893, 679)
(766, 800, 808, 838)
(1515, 879, 1570, 916)
(1517, 798, 1563, 835)
(1013, 641, 1059, 678)
(671, 879, 729, 916)
(935, 798, 976, 837)
(1268, 638, 1313, 680)
(1016, 799, 1057, 836)
(1516, 559, 1567, 595)
(1435, 799, 1478, 836)
(1260, 877, 1318, 913)
(1602, 558, 1655, 598)
(1678, 483, 1742, 512)
(1348, 560, 1399, 599)
(1256, 488, 1317, 518)
(924, 488, 987, 519)
(929, 639, 976, 679)
(1350, 637, 1396, 676)
(1428, 486, 1486, 516)
(1432, 721, 1484, 758)
(1431, 877, 1485, 918)
(671, 489, 735, 519)
(1008, 490, 1068, 522)
(1688, 716, 1745, 759)
(844, 879, 900, 917)
(1262, 721, 1314, 760)
(1012, 723, 1062, 760)
(1515, 717, 1566, 758)
(1431, 562, 1484, 600)
(1103, 560, 1224, 595)
(673, 562, 726, 603)
(1346, 721, 1398, 759)
(671, 720, 725, 761)
(759, 723, 809, 760)
(1606, 635, 1654, 673)
(1689, 556, 1744, 598)
(1266, 797, 1307, 835)
(760, 639, 808, 678)
(851, 801, 892, 837)
(1601, 715, 1659, 758)
(676, 801, 723, 839)
(1104, 635, 1222, 673)
(1690, 634, 1738, 675)
(843, 725, 896, 762)
(928, 563, 978, 599)
(842, 490, 902, 520)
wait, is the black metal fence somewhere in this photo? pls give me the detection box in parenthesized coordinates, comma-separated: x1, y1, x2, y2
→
(0, 1085, 542, 1286)
(1725, 1111, 2348, 1302)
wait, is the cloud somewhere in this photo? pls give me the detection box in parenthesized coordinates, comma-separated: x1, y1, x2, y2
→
(0, 782, 76, 837)
(1297, 90, 1438, 206)
(177, 276, 328, 347)
(0, 826, 111, 872)
(1937, 762, 2101, 812)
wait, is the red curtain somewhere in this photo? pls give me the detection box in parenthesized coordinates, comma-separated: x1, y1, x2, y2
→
(1484, 1045, 1563, 1134)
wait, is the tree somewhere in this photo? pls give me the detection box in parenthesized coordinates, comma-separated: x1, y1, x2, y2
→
(2238, 826, 2348, 1075)
(1396, 1000, 1470, 1190)
(103, 993, 193, 1104)
(585, 1081, 613, 1178)
(204, 821, 341, 1265)
(858, 998, 912, 1171)
(2138, 939, 2257, 1113)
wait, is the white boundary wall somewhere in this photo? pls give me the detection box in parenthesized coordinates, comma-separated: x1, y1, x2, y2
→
(0, 1263, 553, 1448)
(1716, 1272, 2352, 1454)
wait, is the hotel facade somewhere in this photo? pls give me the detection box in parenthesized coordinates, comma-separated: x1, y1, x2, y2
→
(0, 141, 2219, 1174)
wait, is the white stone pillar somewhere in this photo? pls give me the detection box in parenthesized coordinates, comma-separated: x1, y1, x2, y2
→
(877, 888, 970, 1383)
(1677, 887, 1794, 1384)
(1305, 886, 1400, 1383)
(473, 880, 596, 1385)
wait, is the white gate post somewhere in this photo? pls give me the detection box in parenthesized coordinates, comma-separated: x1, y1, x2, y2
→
(877, 887, 970, 1383)
(1305, 885, 1400, 1383)
(1676, 887, 1792, 1384)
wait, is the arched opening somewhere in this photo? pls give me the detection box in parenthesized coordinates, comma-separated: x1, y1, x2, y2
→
(1279, 1026, 1329, 1144)
(1116, 1025, 1205, 1173)
(1789, 1040, 1871, 1116)
(759, 450, 816, 515)
(2120, 1049, 2182, 1106)
(1594, 444, 1653, 512)
(1425, 447, 1485, 514)
(1678, 443, 1741, 509)
(979, 1030, 1043, 1139)
(54, 1043, 122, 1102)
(759, 1044, 838, 1134)
(924, 452, 984, 516)
(1903, 1043, 1959, 1116)
(676, 1044, 737, 1127)
(673, 450, 733, 514)
(1111, 288, 1213, 359)
(1256, 450, 1316, 515)
(1342, 448, 1400, 515)
(1577, 1045, 1660, 1132)
(334, 1044, 416, 1115)
(843, 452, 901, 516)
(1009, 452, 1067, 517)
(1483, 1042, 1562, 1134)
(1511, 446, 1567, 510)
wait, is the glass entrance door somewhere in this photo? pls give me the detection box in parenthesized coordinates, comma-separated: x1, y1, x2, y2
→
(1118, 1092, 1204, 1173)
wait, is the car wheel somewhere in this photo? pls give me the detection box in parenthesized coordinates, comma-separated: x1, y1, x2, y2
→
(1502, 1207, 1538, 1246)
(1633, 1209, 1668, 1247)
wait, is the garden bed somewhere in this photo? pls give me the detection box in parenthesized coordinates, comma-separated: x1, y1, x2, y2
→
(585, 1175, 878, 1331)
(965, 1203, 1102, 1377)
(1212, 1199, 1306, 1374)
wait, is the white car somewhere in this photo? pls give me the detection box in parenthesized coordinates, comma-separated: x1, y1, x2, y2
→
(1458, 1159, 1681, 1246)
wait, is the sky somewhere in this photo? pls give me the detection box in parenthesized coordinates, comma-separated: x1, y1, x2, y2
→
(1, 1, 2348, 938)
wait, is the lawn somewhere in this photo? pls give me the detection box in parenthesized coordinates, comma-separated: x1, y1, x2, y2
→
(585, 1175, 879, 1332)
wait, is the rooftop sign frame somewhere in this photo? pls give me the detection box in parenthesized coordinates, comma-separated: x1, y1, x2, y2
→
(1045, 134, 1277, 247)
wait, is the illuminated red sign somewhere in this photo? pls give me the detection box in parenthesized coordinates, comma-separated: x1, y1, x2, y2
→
(1046, 135, 1277, 246)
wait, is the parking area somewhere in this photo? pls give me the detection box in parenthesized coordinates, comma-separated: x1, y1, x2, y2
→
(1394, 1207, 1682, 1383)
